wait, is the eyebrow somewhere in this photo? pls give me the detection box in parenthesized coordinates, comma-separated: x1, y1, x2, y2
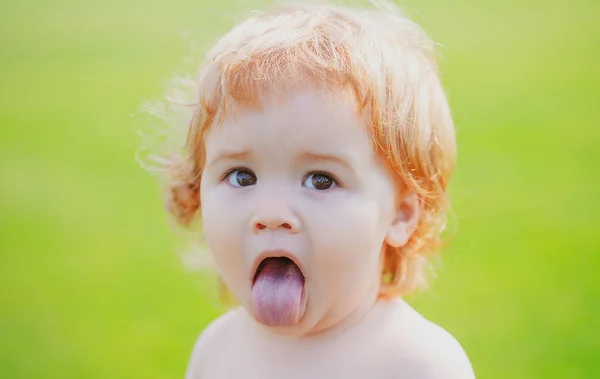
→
(297, 152, 355, 172)
(206, 150, 356, 171)
(206, 150, 251, 166)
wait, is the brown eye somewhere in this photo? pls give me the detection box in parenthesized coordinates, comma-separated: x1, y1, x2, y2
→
(303, 172, 337, 190)
(226, 169, 257, 187)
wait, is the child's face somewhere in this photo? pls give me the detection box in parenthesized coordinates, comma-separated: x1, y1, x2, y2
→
(200, 89, 414, 335)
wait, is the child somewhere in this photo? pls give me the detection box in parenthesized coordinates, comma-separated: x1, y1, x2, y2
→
(147, 1, 475, 377)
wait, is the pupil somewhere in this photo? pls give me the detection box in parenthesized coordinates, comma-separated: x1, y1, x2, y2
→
(312, 174, 332, 190)
(237, 171, 255, 186)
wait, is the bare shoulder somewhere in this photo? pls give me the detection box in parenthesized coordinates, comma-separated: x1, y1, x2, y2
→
(374, 299, 476, 379)
(184, 307, 246, 379)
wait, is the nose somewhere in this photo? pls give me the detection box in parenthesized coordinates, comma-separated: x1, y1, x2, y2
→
(250, 203, 300, 234)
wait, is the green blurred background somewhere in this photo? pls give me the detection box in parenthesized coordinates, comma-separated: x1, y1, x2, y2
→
(1, 0, 598, 377)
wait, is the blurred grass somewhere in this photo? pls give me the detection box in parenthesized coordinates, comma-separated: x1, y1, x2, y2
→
(1, 0, 599, 378)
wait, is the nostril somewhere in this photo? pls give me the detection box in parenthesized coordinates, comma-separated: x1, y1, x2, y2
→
(253, 221, 296, 232)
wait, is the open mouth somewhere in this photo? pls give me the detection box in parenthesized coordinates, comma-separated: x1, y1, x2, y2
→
(253, 257, 303, 283)
(251, 257, 307, 327)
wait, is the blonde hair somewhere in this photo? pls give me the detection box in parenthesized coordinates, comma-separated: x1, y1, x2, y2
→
(142, 0, 456, 298)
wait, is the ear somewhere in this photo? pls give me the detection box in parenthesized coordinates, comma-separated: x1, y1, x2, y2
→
(385, 192, 421, 248)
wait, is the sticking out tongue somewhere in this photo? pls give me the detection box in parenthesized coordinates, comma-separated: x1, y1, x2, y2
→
(251, 257, 306, 326)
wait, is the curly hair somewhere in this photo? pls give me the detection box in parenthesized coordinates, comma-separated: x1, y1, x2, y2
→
(140, 0, 456, 298)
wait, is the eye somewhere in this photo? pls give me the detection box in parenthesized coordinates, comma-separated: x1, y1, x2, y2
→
(303, 172, 338, 191)
(225, 168, 257, 187)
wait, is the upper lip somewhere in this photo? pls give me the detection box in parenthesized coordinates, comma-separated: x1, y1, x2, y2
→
(250, 249, 305, 283)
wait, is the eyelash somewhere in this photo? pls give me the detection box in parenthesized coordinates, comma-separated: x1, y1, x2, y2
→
(220, 166, 250, 182)
(304, 171, 342, 187)
(220, 168, 343, 188)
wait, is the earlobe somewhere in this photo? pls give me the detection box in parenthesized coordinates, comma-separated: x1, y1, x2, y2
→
(385, 192, 421, 248)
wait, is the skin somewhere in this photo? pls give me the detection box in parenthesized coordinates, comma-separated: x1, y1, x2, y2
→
(188, 88, 475, 378)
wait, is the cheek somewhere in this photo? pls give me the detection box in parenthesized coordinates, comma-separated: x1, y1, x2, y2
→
(200, 184, 247, 245)
(201, 189, 230, 250)
(308, 195, 386, 288)
(200, 187, 247, 289)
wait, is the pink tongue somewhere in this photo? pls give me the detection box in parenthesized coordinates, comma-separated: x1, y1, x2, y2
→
(251, 259, 306, 326)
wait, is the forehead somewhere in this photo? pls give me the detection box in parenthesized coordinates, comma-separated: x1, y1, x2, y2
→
(204, 89, 374, 159)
